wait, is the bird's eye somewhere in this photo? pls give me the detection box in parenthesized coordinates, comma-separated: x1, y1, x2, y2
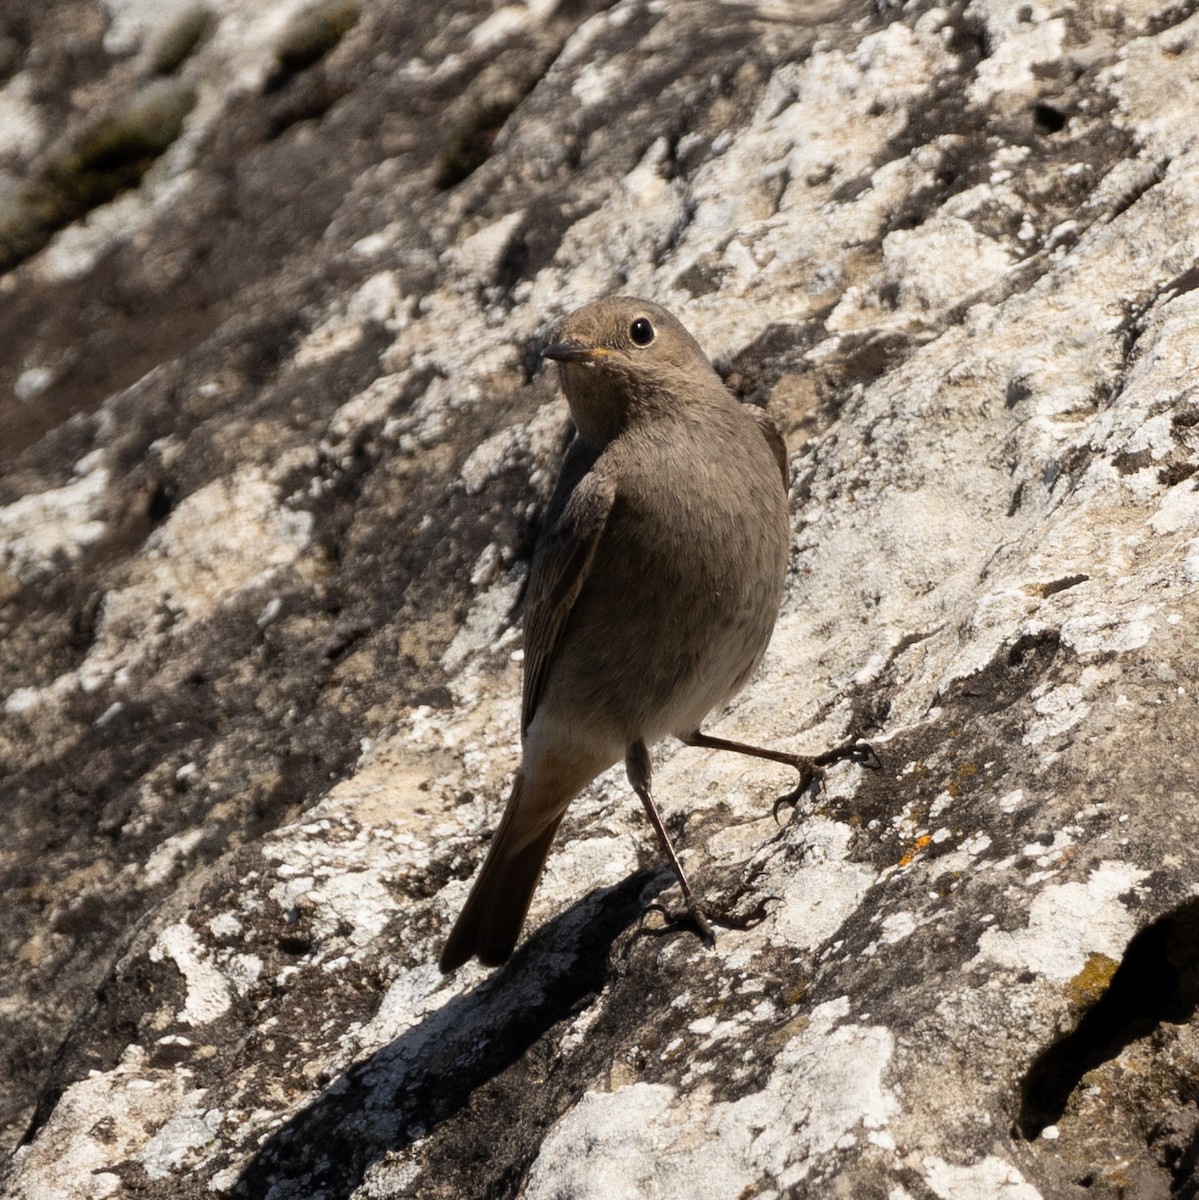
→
(630, 317, 655, 346)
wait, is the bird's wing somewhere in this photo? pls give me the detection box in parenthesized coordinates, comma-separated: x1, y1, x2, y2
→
(745, 405, 789, 493)
(521, 459, 615, 736)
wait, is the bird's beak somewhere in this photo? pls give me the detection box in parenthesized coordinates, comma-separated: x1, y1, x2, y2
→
(542, 340, 602, 363)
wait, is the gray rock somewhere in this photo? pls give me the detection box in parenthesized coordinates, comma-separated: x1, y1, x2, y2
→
(2, 0, 1198, 1197)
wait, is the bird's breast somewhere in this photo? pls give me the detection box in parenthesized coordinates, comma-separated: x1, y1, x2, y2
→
(543, 417, 789, 742)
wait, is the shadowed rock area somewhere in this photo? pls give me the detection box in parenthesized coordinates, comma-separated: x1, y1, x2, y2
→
(2, 0, 1198, 1196)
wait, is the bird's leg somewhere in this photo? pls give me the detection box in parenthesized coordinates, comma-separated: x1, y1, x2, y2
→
(671, 730, 882, 926)
(679, 730, 880, 820)
(626, 740, 716, 947)
(680, 729, 879, 773)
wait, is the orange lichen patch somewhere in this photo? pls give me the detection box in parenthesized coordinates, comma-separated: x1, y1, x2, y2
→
(945, 762, 981, 798)
(1069, 952, 1119, 1008)
(898, 834, 933, 867)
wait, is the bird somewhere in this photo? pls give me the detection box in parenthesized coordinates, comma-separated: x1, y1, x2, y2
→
(439, 296, 873, 972)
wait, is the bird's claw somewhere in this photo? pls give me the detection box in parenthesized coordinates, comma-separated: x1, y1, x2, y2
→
(705, 893, 778, 931)
(812, 739, 882, 771)
(772, 740, 880, 823)
(639, 900, 717, 948)
(772, 772, 820, 824)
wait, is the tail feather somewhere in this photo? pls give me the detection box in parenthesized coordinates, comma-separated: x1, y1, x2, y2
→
(439, 777, 566, 972)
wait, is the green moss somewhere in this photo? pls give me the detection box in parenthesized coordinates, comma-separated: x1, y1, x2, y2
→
(0, 81, 195, 275)
(46, 81, 195, 205)
(146, 5, 213, 77)
(267, 0, 359, 90)
(67, 84, 192, 171)
(0, 184, 58, 271)
(1069, 952, 1119, 1008)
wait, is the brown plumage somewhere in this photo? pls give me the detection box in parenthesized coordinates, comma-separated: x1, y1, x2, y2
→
(440, 297, 840, 972)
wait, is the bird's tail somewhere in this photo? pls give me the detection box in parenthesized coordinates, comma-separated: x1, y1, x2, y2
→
(438, 772, 567, 972)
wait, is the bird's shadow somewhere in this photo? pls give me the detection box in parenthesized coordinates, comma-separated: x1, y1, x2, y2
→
(229, 867, 671, 1199)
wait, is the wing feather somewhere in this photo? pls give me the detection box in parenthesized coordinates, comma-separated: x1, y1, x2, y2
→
(521, 453, 615, 736)
(745, 404, 789, 492)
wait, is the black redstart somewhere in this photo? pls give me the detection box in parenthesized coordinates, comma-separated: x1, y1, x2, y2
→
(439, 297, 872, 971)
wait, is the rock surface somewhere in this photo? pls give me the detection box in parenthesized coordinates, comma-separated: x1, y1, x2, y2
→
(2, 0, 1199, 1196)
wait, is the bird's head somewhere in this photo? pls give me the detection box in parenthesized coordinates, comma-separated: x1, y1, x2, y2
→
(542, 297, 718, 444)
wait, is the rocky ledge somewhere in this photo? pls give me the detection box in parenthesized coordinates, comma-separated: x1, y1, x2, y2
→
(1, 0, 1198, 1197)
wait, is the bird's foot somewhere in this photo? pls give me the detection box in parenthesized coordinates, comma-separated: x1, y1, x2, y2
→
(704, 891, 777, 931)
(640, 898, 717, 947)
(771, 739, 880, 823)
(813, 738, 882, 772)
